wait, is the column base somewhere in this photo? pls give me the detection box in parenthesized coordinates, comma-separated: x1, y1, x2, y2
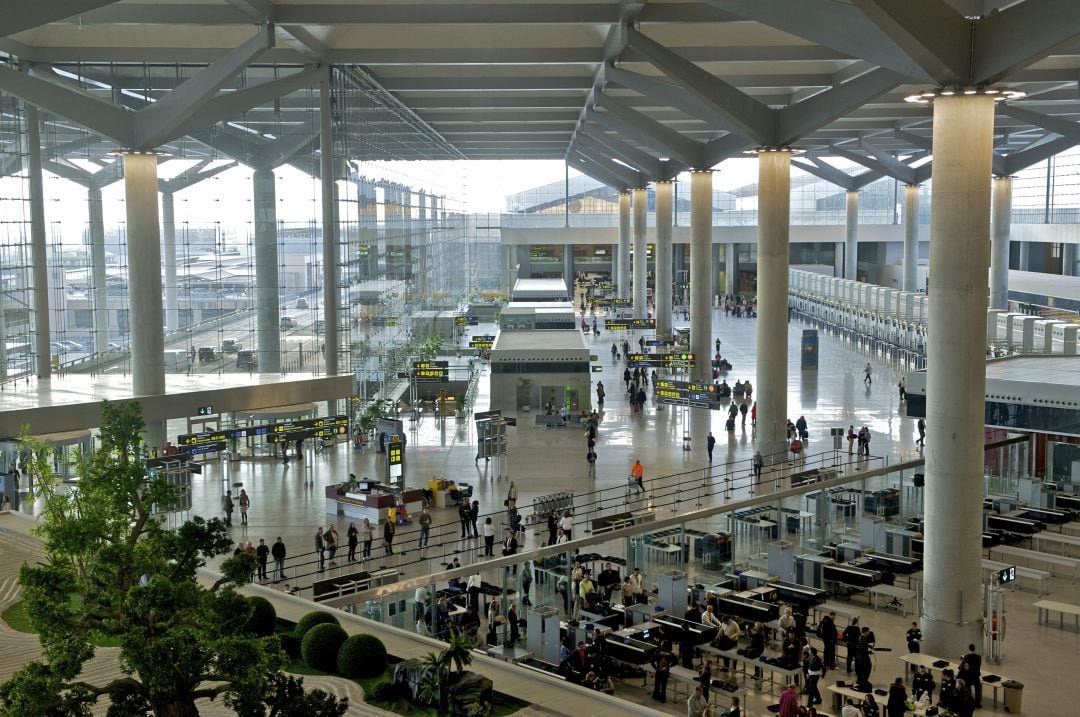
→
(143, 419, 167, 454)
(921, 613, 983, 658)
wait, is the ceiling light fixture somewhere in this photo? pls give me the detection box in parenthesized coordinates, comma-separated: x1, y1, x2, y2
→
(904, 86, 1026, 104)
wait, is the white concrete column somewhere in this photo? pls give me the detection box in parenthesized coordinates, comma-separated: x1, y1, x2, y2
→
(617, 192, 631, 299)
(689, 170, 713, 383)
(922, 94, 995, 657)
(903, 184, 920, 292)
(161, 191, 179, 333)
(655, 180, 674, 336)
(25, 104, 51, 378)
(845, 190, 859, 280)
(320, 75, 340, 376)
(632, 187, 648, 317)
(123, 152, 166, 448)
(755, 150, 792, 458)
(989, 177, 1013, 310)
(87, 185, 109, 355)
(253, 168, 281, 372)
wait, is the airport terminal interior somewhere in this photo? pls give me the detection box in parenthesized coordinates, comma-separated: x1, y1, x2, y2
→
(3, 2, 1080, 716)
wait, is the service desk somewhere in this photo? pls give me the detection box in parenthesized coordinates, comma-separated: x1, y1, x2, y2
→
(327, 485, 422, 524)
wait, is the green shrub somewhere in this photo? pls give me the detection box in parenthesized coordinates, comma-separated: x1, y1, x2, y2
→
(369, 681, 406, 702)
(244, 596, 277, 637)
(337, 633, 387, 678)
(295, 610, 340, 642)
(280, 633, 301, 658)
(301, 623, 348, 673)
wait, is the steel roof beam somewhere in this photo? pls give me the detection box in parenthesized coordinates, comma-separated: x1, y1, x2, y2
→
(622, 26, 776, 144)
(575, 130, 665, 179)
(702, 0, 934, 83)
(2, 1, 123, 37)
(852, 0, 971, 86)
(592, 93, 703, 167)
(777, 67, 906, 146)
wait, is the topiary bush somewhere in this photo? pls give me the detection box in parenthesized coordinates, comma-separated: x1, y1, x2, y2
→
(244, 596, 277, 637)
(295, 610, 340, 642)
(280, 633, 301, 659)
(337, 633, 388, 678)
(301, 623, 348, 673)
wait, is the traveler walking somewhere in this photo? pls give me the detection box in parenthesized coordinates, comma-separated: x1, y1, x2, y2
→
(916, 418, 926, 448)
(629, 459, 645, 494)
(469, 500, 480, 538)
(863, 363, 872, 386)
(753, 450, 763, 481)
(383, 519, 396, 556)
(418, 509, 431, 548)
(706, 432, 715, 463)
(483, 517, 495, 556)
(586, 447, 597, 478)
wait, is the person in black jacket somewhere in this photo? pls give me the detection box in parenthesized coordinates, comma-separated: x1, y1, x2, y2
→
(912, 665, 936, 705)
(255, 538, 269, 581)
(819, 611, 838, 669)
(651, 641, 675, 703)
(854, 627, 874, 686)
(842, 618, 861, 673)
(963, 644, 983, 708)
(501, 528, 518, 556)
(271, 537, 287, 582)
(886, 677, 907, 717)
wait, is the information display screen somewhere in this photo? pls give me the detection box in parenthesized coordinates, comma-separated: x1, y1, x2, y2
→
(179, 415, 349, 451)
(468, 335, 496, 349)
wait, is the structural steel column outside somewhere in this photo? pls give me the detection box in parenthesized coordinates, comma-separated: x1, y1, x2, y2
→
(253, 168, 281, 372)
(320, 76, 340, 376)
(1063, 243, 1078, 277)
(903, 184, 920, 292)
(922, 94, 995, 657)
(88, 184, 109, 355)
(989, 177, 1013, 310)
(563, 244, 574, 294)
(25, 104, 51, 378)
(161, 191, 179, 333)
(689, 170, 713, 384)
(123, 152, 166, 448)
(725, 243, 737, 295)
(655, 180, 674, 337)
(845, 190, 859, 280)
(632, 187, 648, 317)
(755, 150, 792, 459)
(1018, 241, 1030, 271)
(617, 192, 631, 299)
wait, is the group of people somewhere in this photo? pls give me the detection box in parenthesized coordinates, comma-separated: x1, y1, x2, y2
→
(233, 537, 288, 583)
(623, 365, 653, 413)
(846, 425, 874, 457)
(722, 294, 756, 318)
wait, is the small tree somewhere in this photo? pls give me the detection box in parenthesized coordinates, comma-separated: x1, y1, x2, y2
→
(416, 651, 451, 713)
(0, 400, 347, 717)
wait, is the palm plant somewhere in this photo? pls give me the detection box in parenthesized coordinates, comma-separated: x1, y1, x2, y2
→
(416, 650, 451, 712)
(444, 631, 474, 673)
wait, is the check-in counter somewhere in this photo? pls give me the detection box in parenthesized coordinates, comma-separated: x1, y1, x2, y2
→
(856, 552, 921, 575)
(327, 484, 423, 524)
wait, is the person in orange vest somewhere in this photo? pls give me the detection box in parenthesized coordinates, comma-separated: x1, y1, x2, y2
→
(629, 459, 644, 494)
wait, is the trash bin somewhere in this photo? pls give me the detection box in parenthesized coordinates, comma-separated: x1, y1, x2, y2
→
(1002, 679, 1023, 712)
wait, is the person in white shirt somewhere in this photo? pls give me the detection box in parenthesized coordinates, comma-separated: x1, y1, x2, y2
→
(841, 697, 861, 717)
(556, 527, 569, 544)
(778, 605, 797, 634)
(701, 604, 723, 640)
(559, 511, 574, 540)
(414, 585, 430, 632)
(629, 567, 645, 604)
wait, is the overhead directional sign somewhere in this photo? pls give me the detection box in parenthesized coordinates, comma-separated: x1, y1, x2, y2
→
(604, 317, 656, 331)
(178, 415, 350, 452)
(411, 360, 449, 382)
(455, 315, 479, 327)
(627, 352, 695, 368)
(469, 335, 496, 349)
(654, 379, 724, 410)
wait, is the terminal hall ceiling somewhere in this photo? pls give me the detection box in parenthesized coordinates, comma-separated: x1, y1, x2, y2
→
(2, 1, 1080, 188)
